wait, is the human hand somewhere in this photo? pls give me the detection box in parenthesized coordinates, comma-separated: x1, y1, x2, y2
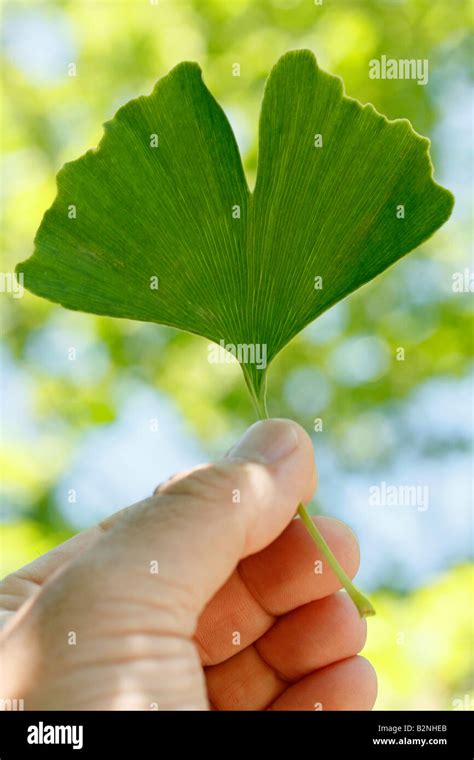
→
(0, 419, 376, 710)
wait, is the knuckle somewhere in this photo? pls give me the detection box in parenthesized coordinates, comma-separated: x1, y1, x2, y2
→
(161, 460, 264, 508)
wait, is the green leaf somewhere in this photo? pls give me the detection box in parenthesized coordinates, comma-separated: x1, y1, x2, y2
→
(17, 50, 453, 405)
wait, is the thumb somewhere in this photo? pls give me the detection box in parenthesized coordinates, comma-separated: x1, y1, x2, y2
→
(97, 418, 317, 626)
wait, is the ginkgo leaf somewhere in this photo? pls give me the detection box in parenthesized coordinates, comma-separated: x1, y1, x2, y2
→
(17, 50, 454, 619)
(17, 49, 453, 409)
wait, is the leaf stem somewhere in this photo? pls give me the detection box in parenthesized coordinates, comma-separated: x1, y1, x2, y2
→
(242, 366, 269, 419)
(297, 502, 375, 617)
(245, 367, 375, 618)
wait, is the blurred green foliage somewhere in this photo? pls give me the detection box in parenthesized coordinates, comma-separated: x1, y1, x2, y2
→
(366, 565, 473, 710)
(1, 0, 473, 710)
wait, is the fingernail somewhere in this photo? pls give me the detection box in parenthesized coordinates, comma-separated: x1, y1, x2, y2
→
(227, 419, 299, 464)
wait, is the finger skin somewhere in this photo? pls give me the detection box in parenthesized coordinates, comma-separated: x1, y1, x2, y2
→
(204, 592, 367, 710)
(206, 644, 287, 710)
(268, 656, 378, 711)
(239, 516, 360, 615)
(255, 591, 367, 681)
(195, 516, 360, 665)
